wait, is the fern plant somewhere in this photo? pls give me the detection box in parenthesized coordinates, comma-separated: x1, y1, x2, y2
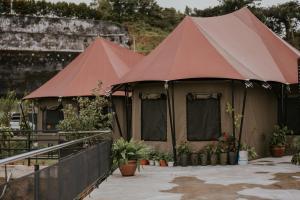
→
(112, 138, 149, 169)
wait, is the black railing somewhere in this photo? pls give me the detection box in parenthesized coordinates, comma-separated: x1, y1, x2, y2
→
(0, 130, 112, 200)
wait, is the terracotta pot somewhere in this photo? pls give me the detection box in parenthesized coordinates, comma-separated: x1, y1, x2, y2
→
(210, 154, 218, 165)
(271, 146, 285, 157)
(119, 160, 137, 176)
(219, 153, 228, 165)
(140, 159, 149, 165)
(191, 153, 199, 166)
(159, 160, 167, 167)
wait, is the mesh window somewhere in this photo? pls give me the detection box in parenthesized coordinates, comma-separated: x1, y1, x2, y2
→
(44, 109, 64, 131)
(286, 97, 300, 134)
(186, 93, 221, 141)
(141, 94, 167, 141)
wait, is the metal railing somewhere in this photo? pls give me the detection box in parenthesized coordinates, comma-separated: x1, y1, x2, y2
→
(0, 130, 112, 200)
(0, 130, 110, 165)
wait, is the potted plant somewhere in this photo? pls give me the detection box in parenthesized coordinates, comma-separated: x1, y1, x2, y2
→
(190, 151, 199, 166)
(159, 153, 168, 167)
(154, 152, 160, 166)
(238, 143, 257, 165)
(199, 146, 208, 166)
(177, 142, 190, 167)
(270, 125, 293, 157)
(228, 135, 237, 165)
(166, 153, 174, 167)
(140, 146, 150, 165)
(149, 150, 156, 166)
(112, 138, 148, 176)
(291, 153, 300, 165)
(218, 132, 229, 165)
(208, 143, 218, 165)
(291, 138, 300, 165)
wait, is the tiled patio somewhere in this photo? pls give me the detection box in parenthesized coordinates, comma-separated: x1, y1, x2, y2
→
(86, 156, 300, 200)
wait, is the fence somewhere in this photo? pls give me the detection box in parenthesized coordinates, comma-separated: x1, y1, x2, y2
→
(0, 129, 105, 163)
(0, 131, 112, 200)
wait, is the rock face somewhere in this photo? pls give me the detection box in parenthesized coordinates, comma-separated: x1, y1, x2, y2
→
(0, 14, 130, 96)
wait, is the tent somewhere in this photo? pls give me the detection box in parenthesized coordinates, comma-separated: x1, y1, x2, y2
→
(24, 37, 143, 137)
(117, 7, 300, 85)
(113, 8, 300, 161)
(25, 37, 143, 99)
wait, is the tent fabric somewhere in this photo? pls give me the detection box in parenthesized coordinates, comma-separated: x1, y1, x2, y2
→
(25, 38, 144, 99)
(116, 7, 300, 85)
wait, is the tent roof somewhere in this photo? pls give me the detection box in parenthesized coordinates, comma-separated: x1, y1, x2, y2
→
(25, 37, 144, 99)
(117, 7, 300, 85)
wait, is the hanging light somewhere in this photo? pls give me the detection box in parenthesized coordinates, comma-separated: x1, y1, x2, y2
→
(262, 82, 272, 89)
(245, 80, 253, 88)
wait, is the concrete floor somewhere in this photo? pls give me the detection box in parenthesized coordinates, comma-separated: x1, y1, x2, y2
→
(86, 156, 300, 200)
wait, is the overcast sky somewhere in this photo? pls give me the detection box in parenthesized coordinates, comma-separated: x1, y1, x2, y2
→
(47, 0, 295, 11)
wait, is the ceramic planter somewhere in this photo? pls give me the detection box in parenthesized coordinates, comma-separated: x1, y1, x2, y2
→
(155, 160, 160, 166)
(149, 160, 155, 166)
(238, 151, 248, 165)
(200, 153, 208, 166)
(210, 154, 218, 165)
(168, 161, 174, 167)
(180, 153, 189, 167)
(219, 152, 228, 165)
(119, 160, 137, 176)
(229, 151, 237, 165)
(191, 153, 199, 166)
(159, 160, 168, 167)
(271, 146, 285, 157)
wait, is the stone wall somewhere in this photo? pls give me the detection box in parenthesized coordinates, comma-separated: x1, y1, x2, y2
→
(0, 14, 130, 96)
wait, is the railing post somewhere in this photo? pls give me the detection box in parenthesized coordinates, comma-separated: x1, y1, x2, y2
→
(34, 164, 40, 200)
(27, 131, 31, 166)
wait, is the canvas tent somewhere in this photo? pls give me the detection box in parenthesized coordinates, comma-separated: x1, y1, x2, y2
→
(113, 8, 300, 160)
(117, 7, 300, 85)
(25, 37, 143, 137)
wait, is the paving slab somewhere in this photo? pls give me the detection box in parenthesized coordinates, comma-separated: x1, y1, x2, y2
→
(86, 156, 300, 200)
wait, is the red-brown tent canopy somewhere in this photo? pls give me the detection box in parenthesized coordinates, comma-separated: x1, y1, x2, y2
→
(117, 7, 300, 85)
(25, 37, 143, 99)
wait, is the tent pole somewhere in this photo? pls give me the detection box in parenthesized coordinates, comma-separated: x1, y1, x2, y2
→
(124, 85, 130, 141)
(110, 95, 124, 138)
(171, 81, 177, 165)
(281, 84, 284, 126)
(231, 80, 236, 139)
(236, 86, 248, 164)
(165, 82, 177, 165)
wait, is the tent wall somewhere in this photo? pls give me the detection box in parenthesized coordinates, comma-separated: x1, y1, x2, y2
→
(131, 80, 277, 157)
(35, 97, 126, 139)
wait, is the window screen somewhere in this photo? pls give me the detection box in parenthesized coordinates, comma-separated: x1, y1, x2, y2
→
(141, 93, 167, 141)
(186, 93, 221, 141)
(43, 109, 64, 131)
(286, 97, 300, 134)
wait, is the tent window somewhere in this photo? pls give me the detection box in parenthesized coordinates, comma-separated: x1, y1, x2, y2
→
(141, 93, 167, 141)
(186, 93, 221, 141)
(285, 97, 300, 135)
(43, 109, 64, 131)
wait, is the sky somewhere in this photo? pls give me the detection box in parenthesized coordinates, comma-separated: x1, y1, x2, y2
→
(47, 0, 295, 11)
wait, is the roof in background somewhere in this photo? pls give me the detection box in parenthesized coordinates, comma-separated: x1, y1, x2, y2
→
(116, 7, 300, 85)
(24, 37, 144, 99)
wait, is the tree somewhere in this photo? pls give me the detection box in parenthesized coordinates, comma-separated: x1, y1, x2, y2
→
(263, 1, 300, 48)
(57, 86, 112, 140)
